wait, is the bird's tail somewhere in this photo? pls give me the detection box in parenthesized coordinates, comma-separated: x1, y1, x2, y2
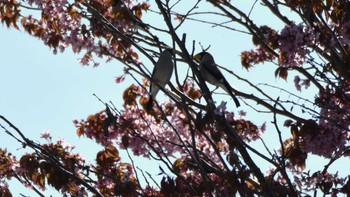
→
(222, 81, 240, 107)
(230, 92, 240, 108)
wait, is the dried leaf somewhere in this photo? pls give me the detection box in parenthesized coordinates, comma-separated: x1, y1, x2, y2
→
(275, 67, 288, 80)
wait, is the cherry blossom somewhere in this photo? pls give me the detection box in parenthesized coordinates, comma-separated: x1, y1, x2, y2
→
(2, 0, 350, 196)
(279, 23, 314, 67)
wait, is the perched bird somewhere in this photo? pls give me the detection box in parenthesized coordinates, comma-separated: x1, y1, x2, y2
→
(193, 52, 240, 107)
(146, 49, 174, 110)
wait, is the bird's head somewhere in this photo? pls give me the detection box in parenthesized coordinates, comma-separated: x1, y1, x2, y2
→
(193, 52, 213, 62)
(163, 48, 175, 55)
(158, 48, 174, 60)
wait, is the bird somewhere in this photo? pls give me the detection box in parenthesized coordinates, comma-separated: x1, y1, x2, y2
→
(193, 52, 240, 107)
(146, 49, 174, 110)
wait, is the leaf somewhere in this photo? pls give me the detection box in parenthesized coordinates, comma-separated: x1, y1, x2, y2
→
(123, 84, 138, 106)
(172, 158, 183, 173)
(37, 173, 46, 188)
(134, 8, 142, 19)
(76, 127, 84, 137)
(326, 0, 334, 9)
(241, 52, 254, 70)
(106, 145, 119, 160)
(274, 67, 288, 80)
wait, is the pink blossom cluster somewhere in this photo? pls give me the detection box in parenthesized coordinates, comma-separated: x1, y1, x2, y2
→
(182, 171, 227, 195)
(40, 130, 52, 140)
(73, 104, 184, 157)
(241, 45, 275, 68)
(21, 0, 143, 66)
(301, 126, 347, 157)
(0, 149, 16, 179)
(0, 181, 10, 195)
(226, 110, 265, 142)
(214, 101, 227, 115)
(74, 100, 265, 170)
(294, 75, 310, 91)
(96, 177, 115, 191)
(118, 103, 216, 158)
(339, 21, 350, 45)
(25, 0, 91, 53)
(217, 102, 266, 142)
(301, 87, 350, 157)
(294, 171, 345, 194)
(279, 23, 314, 67)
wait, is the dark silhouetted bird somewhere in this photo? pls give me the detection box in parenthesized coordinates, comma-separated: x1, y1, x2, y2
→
(194, 52, 240, 107)
(146, 49, 174, 110)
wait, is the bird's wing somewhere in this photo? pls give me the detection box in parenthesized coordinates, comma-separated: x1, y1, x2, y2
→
(201, 62, 226, 82)
(202, 62, 241, 107)
(149, 65, 160, 96)
(200, 61, 227, 88)
(149, 50, 174, 97)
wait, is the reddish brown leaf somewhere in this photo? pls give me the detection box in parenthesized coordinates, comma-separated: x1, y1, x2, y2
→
(76, 127, 84, 137)
(275, 67, 288, 80)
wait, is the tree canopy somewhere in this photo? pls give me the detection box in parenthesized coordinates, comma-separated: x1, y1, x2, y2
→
(1, 0, 350, 196)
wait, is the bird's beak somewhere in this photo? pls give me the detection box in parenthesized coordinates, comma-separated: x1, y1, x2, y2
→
(193, 53, 202, 60)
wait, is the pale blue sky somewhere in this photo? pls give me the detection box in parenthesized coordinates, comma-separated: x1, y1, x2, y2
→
(0, 27, 124, 195)
(0, 0, 348, 195)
